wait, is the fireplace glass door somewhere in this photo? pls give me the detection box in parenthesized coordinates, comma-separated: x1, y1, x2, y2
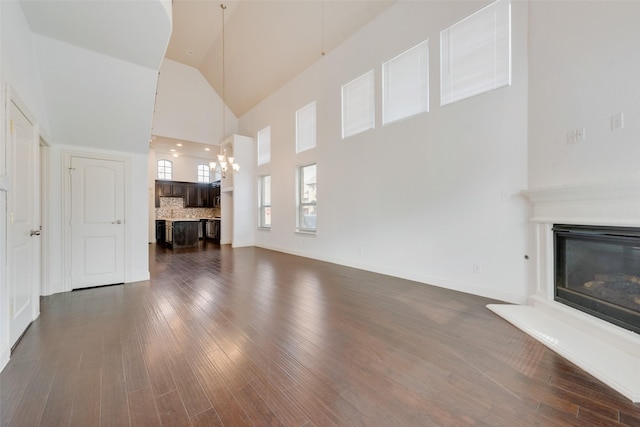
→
(554, 224, 640, 334)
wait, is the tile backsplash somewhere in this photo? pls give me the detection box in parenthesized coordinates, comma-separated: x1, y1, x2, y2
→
(156, 197, 219, 219)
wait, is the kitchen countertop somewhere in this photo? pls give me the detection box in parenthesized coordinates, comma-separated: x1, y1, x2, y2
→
(157, 217, 221, 222)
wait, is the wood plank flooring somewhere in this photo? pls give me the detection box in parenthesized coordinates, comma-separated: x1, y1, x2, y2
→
(2, 243, 640, 426)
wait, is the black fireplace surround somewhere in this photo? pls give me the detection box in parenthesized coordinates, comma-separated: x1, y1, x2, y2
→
(554, 224, 640, 334)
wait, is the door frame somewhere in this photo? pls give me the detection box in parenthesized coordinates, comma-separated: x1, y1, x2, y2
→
(39, 134, 51, 295)
(4, 84, 41, 352)
(62, 150, 131, 292)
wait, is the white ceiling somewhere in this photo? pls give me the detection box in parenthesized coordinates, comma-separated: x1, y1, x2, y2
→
(19, 0, 172, 154)
(165, 0, 396, 118)
(151, 135, 219, 159)
(16, 0, 394, 155)
(20, 0, 171, 70)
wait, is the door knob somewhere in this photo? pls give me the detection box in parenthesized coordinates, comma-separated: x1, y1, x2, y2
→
(112, 220, 122, 224)
(30, 229, 41, 236)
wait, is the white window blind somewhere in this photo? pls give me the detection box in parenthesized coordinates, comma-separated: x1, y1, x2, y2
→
(383, 40, 429, 125)
(296, 101, 317, 153)
(257, 126, 271, 165)
(341, 70, 375, 138)
(440, 0, 511, 106)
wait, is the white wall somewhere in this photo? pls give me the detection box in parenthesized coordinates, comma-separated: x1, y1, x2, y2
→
(229, 135, 255, 247)
(528, 1, 640, 189)
(2, 1, 51, 134)
(153, 59, 238, 144)
(240, 1, 530, 304)
(0, 0, 51, 371)
(34, 34, 160, 154)
(155, 151, 219, 183)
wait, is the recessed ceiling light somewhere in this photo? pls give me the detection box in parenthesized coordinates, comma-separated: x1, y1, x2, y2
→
(205, 148, 211, 151)
(176, 143, 183, 147)
(170, 149, 176, 152)
(186, 50, 194, 56)
(173, 153, 179, 158)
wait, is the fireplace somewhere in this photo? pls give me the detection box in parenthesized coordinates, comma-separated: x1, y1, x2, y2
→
(487, 181, 640, 403)
(554, 224, 640, 334)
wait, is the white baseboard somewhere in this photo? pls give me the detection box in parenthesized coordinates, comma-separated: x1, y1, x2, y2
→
(0, 345, 9, 373)
(129, 270, 150, 283)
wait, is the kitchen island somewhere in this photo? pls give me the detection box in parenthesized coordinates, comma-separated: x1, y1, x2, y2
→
(157, 218, 201, 248)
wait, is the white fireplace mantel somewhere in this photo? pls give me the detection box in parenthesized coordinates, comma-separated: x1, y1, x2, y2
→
(488, 180, 640, 403)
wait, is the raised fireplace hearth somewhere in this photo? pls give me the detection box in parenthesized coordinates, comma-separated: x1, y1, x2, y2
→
(488, 181, 640, 403)
(554, 224, 640, 334)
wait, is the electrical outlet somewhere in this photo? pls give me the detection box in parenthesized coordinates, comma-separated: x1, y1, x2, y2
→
(575, 127, 585, 141)
(567, 129, 577, 144)
(611, 113, 624, 131)
(473, 263, 482, 273)
(501, 190, 510, 201)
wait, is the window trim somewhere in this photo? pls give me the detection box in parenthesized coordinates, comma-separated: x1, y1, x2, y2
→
(197, 164, 211, 183)
(157, 159, 172, 180)
(382, 39, 429, 125)
(341, 70, 375, 139)
(296, 163, 317, 233)
(296, 101, 317, 153)
(258, 175, 272, 230)
(440, 0, 511, 106)
(257, 125, 271, 166)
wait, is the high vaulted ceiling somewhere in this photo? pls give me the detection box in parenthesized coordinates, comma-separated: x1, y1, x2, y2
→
(165, 0, 395, 118)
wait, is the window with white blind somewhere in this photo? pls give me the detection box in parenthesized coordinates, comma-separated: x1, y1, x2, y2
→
(341, 70, 375, 138)
(258, 175, 271, 229)
(157, 160, 172, 180)
(197, 164, 210, 183)
(296, 101, 317, 153)
(257, 126, 271, 165)
(383, 40, 429, 125)
(440, 0, 511, 106)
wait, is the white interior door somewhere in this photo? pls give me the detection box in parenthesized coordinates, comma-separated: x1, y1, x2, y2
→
(8, 99, 40, 347)
(71, 156, 125, 289)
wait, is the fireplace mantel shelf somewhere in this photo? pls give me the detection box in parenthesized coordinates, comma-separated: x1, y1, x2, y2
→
(522, 180, 640, 202)
(521, 181, 640, 227)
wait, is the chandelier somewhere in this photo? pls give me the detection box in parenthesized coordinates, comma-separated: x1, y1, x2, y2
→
(209, 3, 239, 179)
(210, 148, 239, 179)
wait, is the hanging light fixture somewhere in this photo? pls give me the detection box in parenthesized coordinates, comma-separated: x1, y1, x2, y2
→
(210, 3, 239, 179)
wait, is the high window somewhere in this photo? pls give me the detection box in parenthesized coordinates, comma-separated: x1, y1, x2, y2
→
(297, 163, 317, 233)
(296, 101, 317, 153)
(197, 164, 210, 183)
(341, 70, 375, 138)
(257, 126, 271, 165)
(440, 0, 511, 106)
(157, 159, 172, 180)
(383, 40, 429, 125)
(258, 175, 272, 229)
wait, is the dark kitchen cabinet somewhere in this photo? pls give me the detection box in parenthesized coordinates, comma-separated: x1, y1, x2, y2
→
(185, 183, 211, 208)
(156, 180, 187, 207)
(172, 221, 199, 248)
(185, 183, 198, 207)
(157, 180, 185, 197)
(210, 181, 221, 208)
(155, 220, 166, 243)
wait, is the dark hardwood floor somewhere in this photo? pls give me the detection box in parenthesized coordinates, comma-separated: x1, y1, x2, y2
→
(2, 243, 640, 426)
